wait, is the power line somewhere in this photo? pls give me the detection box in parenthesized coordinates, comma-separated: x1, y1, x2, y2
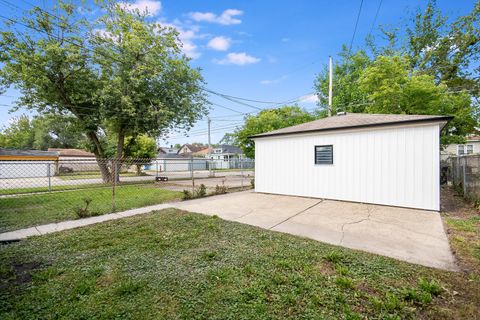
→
(368, 0, 383, 37)
(348, 0, 364, 57)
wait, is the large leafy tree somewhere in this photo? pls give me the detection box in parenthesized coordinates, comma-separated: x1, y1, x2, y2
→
(0, 115, 34, 149)
(0, 114, 85, 149)
(234, 106, 316, 158)
(359, 55, 476, 145)
(0, 1, 208, 182)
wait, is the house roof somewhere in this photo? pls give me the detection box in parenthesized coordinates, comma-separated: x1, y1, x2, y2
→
(216, 145, 243, 154)
(157, 147, 179, 154)
(180, 144, 208, 153)
(250, 113, 453, 139)
(47, 148, 94, 157)
(0, 148, 59, 159)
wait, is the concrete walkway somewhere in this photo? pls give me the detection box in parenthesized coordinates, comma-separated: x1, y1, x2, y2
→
(0, 191, 457, 271)
(0, 203, 174, 242)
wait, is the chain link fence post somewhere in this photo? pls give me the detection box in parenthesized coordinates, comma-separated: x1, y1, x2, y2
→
(240, 158, 244, 190)
(190, 157, 195, 194)
(462, 156, 467, 197)
(112, 159, 116, 212)
(47, 163, 52, 192)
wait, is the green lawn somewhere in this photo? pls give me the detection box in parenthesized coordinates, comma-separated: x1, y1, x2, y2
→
(57, 172, 141, 181)
(0, 185, 181, 232)
(0, 180, 154, 196)
(0, 208, 478, 319)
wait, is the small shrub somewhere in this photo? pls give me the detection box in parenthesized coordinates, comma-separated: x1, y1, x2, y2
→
(402, 287, 432, 305)
(418, 278, 442, 296)
(196, 184, 207, 197)
(383, 292, 403, 312)
(335, 276, 354, 289)
(182, 190, 193, 200)
(324, 250, 343, 264)
(250, 178, 255, 188)
(214, 184, 227, 195)
(75, 198, 93, 219)
(335, 265, 350, 276)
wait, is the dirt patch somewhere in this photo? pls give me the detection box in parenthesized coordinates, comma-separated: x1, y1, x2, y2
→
(0, 260, 45, 293)
(441, 186, 479, 219)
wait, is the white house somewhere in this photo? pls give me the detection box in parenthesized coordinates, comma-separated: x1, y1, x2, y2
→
(441, 135, 480, 160)
(251, 113, 452, 211)
(207, 145, 247, 169)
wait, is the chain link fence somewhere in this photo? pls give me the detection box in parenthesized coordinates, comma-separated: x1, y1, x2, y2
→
(0, 158, 255, 233)
(446, 155, 480, 200)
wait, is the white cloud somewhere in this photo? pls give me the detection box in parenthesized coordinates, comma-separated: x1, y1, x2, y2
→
(299, 94, 319, 103)
(207, 36, 231, 51)
(214, 52, 260, 66)
(189, 9, 243, 25)
(260, 75, 287, 85)
(281, 37, 290, 42)
(119, 0, 162, 16)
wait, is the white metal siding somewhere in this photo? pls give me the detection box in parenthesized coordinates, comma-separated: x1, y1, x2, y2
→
(254, 123, 440, 211)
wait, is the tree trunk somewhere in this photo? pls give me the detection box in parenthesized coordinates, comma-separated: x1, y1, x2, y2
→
(115, 126, 126, 183)
(86, 131, 111, 183)
(136, 164, 142, 175)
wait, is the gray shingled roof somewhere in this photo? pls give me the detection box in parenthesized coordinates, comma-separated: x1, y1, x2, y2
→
(250, 113, 453, 139)
(217, 145, 243, 154)
(0, 149, 60, 157)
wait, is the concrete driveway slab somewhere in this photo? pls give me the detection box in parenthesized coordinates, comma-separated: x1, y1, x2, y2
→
(174, 191, 457, 270)
(174, 191, 320, 229)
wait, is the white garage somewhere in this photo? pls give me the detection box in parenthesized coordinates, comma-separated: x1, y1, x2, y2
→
(250, 113, 452, 211)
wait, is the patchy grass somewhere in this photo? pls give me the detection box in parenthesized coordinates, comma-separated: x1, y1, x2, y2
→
(442, 186, 480, 273)
(0, 185, 181, 232)
(0, 208, 478, 319)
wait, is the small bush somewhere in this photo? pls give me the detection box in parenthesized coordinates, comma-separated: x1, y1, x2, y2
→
(214, 184, 227, 195)
(335, 276, 354, 289)
(324, 250, 343, 264)
(418, 278, 442, 296)
(250, 178, 255, 188)
(402, 287, 432, 305)
(182, 190, 192, 200)
(75, 198, 93, 219)
(335, 265, 350, 276)
(383, 292, 403, 312)
(196, 184, 207, 197)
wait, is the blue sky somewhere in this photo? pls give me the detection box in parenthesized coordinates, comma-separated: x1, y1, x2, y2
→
(0, 0, 476, 147)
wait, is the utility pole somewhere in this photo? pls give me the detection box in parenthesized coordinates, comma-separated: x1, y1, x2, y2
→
(328, 56, 333, 117)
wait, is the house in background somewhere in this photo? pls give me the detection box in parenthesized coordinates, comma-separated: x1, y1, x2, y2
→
(441, 136, 480, 160)
(0, 149, 59, 179)
(177, 144, 210, 157)
(207, 144, 248, 169)
(251, 113, 452, 211)
(157, 146, 179, 154)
